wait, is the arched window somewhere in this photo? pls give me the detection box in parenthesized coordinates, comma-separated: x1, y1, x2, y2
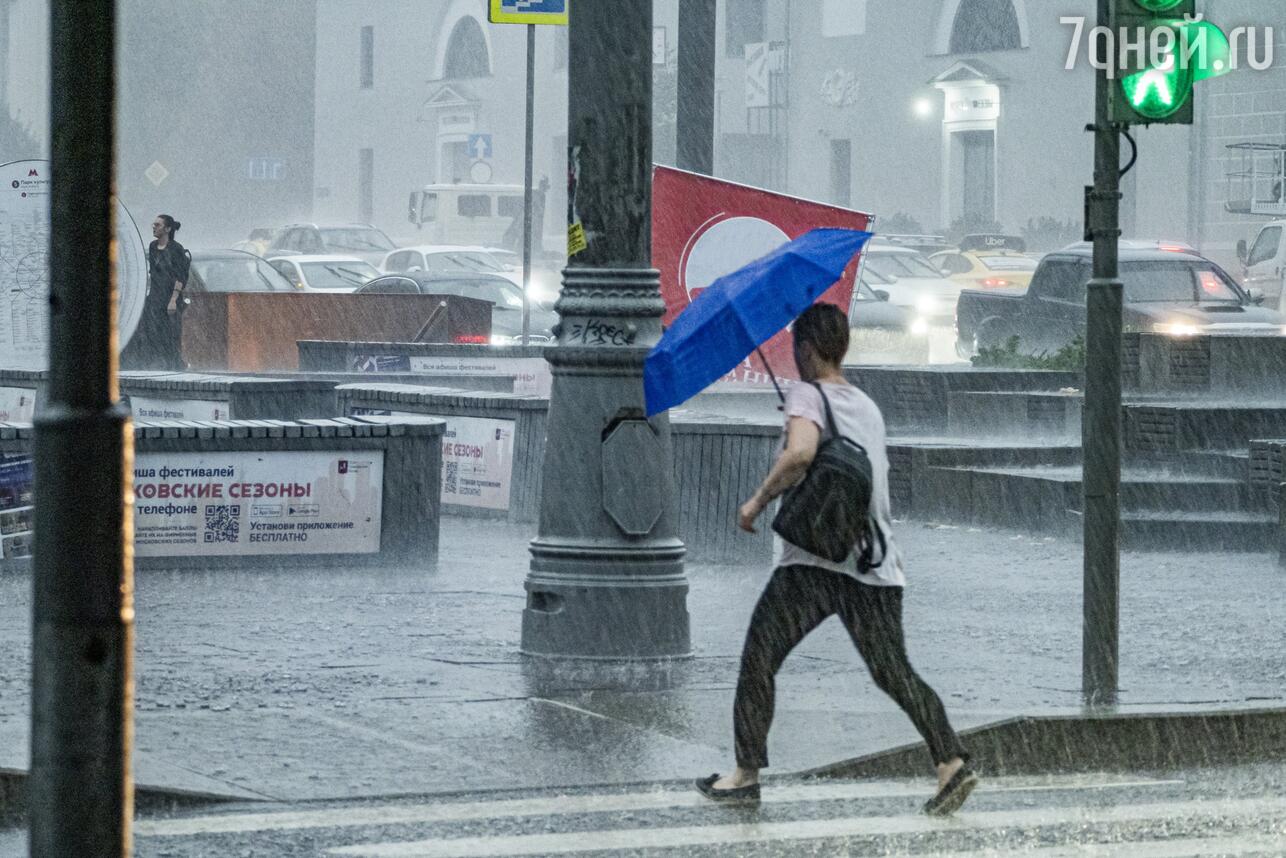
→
(950, 0, 1022, 54)
(443, 17, 490, 79)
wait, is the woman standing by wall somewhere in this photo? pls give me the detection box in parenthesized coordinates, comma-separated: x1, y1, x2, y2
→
(132, 214, 190, 369)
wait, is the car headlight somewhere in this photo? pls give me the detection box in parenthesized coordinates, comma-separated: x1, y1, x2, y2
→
(491, 333, 518, 346)
(1152, 322, 1203, 337)
(910, 317, 931, 336)
(916, 296, 938, 316)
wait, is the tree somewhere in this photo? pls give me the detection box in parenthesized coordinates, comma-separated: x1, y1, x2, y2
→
(0, 111, 39, 161)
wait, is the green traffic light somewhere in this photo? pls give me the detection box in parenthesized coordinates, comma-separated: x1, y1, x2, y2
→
(1121, 61, 1193, 119)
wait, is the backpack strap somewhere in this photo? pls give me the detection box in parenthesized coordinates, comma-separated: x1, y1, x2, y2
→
(809, 381, 841, 440)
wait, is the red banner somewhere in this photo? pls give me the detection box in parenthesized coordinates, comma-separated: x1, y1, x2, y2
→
(652, 166, 873, 386)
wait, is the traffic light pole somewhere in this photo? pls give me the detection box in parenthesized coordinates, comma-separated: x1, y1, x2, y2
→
(31, 1, 135, 855)
(1083, 0, 1123, 707)
(677, 0, 716, 175)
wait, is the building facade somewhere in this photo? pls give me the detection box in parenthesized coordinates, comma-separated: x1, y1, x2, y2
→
(3, 0, 317, 247)
(311, 0, 570, 249)
(707, 0, 1199, 249)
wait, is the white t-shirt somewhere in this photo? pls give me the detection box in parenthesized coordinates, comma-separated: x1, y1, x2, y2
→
(772, 381, 906, 588)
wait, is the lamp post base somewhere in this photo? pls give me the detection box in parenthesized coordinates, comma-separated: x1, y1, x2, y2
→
(522, 538, 690, 659)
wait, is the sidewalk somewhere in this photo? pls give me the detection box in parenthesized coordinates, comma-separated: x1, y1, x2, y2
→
(1, 516, 1284, 804)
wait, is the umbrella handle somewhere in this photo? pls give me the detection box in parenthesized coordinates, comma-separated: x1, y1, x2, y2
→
(755, 347, 786, 409)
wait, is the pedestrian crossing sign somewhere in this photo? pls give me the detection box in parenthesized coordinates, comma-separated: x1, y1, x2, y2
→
(489, 0, 568, 26)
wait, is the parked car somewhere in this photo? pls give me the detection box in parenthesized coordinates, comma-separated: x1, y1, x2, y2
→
(266, 223, 397, 267)
(930, 234, 1039, 291)
(381, 244, 562, 305)
(955, 243, 1286, 359)
(356, 271, 558, 344)
(266, 255, 380, 292)
(844, 271, 931, 365)
(186, 250, 296, 293)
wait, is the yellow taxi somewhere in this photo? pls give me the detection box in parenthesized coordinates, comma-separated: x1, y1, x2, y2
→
(929, 234, 1038, 291)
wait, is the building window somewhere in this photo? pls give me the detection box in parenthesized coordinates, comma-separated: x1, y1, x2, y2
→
(444, 17, 491, 79)
(830, 139, 852, 207)
(358, 148, 374, 223)
(725, 0, 765, 59)
(360, 26, 374, 89)
(950, 0, 1021, 54)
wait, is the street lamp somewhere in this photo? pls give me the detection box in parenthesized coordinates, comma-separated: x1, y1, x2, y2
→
(913, 97, 935, 118)
(521, 0, 690, 659)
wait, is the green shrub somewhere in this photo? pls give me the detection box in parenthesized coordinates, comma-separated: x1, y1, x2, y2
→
(972, 335, 1085, 371)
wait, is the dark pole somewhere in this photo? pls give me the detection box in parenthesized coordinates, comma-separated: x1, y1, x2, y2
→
(521, 23, 535, 346)
(522, 0, 690, 659)
(31, 0, 135, 855)
(677, 0, 716, 175)
(1082, 0, 1122, 706)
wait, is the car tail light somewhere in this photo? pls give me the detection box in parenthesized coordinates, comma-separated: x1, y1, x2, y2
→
(452, 334, 489, 344)
(981, 278, 1010, 288)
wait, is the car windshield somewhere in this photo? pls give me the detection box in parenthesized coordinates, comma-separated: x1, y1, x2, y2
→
(979, 255, 1038, 272)
(320, 228, 395, 252)
(424, 251, 507, 274)
(192, 257, 293, 292)
(300, 261, 380, 289)
(1122, 261, 1243, 304)
(865, 251, 943, 280)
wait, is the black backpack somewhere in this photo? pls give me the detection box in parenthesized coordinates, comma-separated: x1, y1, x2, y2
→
(771, 383, 886, 569)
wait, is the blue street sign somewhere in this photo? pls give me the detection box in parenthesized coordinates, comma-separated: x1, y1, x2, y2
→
(467, 133, 493, 160)
(489, 0, 568, 25)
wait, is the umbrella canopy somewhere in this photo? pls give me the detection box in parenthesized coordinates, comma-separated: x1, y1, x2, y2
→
(644, 227, 873, 416)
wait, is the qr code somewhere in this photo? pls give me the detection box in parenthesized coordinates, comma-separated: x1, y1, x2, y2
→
(444, 461, 458, 494)
(203, 504, 241, 543)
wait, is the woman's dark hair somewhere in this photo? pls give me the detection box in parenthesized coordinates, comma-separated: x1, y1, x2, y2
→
(158, 214, 181, 235)
(793, 303, 850, 366)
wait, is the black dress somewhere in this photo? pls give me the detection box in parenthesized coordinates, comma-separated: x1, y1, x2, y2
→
(131, 239, 190, 370)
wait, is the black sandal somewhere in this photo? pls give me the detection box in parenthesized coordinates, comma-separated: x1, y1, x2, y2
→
(695, 773, 761, 804)
(923, 765, 979, 816)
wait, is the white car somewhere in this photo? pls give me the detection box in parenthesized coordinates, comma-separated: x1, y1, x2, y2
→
(265, 255, 381, 293)
(380, 245, 559, 305)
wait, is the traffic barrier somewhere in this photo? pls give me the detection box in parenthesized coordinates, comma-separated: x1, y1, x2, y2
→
(337, 383, 781, 564)
(0, 370, 340, 422)
(0, 417, 444, 570)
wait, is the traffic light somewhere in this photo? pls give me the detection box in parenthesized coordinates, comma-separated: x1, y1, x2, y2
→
(1108, 0, 1230, 125)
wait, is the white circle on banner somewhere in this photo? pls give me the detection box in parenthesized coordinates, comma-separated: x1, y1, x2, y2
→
(0, 160, 147, 370)
(681, 216, 790, 300)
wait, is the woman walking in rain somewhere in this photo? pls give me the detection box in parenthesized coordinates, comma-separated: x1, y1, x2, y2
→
(136, 214, 190, 369)
(695, 302, 977, 816)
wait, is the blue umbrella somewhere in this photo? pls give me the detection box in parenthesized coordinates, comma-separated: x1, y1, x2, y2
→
(644, 227, 873, 417)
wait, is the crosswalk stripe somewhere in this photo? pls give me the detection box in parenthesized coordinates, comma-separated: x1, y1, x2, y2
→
(324, 796, 1286, 857)
(135, 775, 1179, 838)
(925, 833, 1286, 858)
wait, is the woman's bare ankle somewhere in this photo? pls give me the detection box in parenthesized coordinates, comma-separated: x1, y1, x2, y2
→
(714, 766, 760, 789)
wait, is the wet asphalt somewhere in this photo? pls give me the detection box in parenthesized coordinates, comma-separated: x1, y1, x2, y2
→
(1, 514, 1284, 852)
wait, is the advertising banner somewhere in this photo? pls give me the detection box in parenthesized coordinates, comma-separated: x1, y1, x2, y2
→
(0, 387, 36, 422)
(0, 160, 147, 370)
(439, 415, 515, 510)
(351, 409, 516, 511)
(349, 353, 552, 396)
(130, 397, 230, 421)
(132, 451, 384, 556)
(652, 166, 873, 388)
